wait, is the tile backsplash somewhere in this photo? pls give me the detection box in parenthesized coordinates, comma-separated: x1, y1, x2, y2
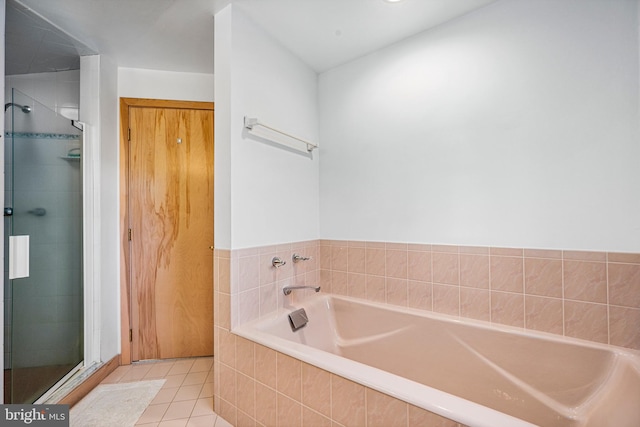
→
(215, 241, 640, 426)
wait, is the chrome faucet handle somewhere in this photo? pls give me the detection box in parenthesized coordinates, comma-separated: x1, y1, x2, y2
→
(272, 257, 286, 268)
(292, 253, 311, 263)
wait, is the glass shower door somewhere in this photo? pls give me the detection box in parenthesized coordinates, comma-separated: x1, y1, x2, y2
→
(4, 89, 83, 403)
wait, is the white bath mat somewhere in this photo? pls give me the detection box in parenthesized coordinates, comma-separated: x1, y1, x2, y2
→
(70, 379, 165, 427)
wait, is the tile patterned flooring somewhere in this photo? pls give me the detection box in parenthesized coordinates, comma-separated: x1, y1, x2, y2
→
(95, 357, 231, 427)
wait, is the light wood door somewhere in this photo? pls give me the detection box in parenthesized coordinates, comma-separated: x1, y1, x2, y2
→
(129, 106, 213, 360)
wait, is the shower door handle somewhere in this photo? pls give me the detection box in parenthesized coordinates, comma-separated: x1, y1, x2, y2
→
(9, 235, 29, 279)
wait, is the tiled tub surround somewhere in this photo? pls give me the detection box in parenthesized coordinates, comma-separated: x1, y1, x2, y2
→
(214, 242, 640, 426)
(320, 241, 640, 351)
(214, 246, 465, 426)
(228, 241, 321, 329)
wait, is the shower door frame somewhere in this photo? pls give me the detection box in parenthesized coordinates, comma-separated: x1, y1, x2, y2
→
(5, 88, 84, 403)
(0, 58, 103, 404)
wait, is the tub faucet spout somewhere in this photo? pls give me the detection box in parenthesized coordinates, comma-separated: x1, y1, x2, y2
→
(283, 285, 321, 296)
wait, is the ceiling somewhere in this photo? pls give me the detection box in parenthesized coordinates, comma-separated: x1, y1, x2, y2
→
(7, 0, 497, 75)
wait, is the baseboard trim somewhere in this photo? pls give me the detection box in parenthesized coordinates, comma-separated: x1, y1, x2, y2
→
(56, 355, 120, 407)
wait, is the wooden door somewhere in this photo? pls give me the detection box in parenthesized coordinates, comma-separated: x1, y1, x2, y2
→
(129, 106, 214, 360)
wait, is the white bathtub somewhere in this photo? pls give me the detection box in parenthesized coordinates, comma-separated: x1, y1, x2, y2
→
(234, 294, 640, 427)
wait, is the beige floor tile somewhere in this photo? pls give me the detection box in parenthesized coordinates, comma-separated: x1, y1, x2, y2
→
(190, 358, 214, 373)
(214, 416, 234, 427)
(174, 384, 203, 402)
(199, 383, 214, 399)
(168, 360, 196, 376)
(163, 400, 197, 421)
(136, 403, 170, 424)
(101, 365, 131, 384)
(187, 415, 217, 427)
(163, 374, 187, 388)
(145, 362, 176, 379)
(122, 364, 153, 382)
(152, 387, 179, 405)
(158, 419, 188, 427)
(183, 371, 208, 386)
(191, 398, 214, 417)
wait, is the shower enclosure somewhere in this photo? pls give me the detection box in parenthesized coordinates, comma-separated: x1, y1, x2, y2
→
(3, 89, 83, 403)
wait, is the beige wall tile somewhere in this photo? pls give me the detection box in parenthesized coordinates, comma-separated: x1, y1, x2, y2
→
(366, 275, 386, 303)
(348, 247, 366, 274)
(490, 256, 523, 293)
(301, 363, 331, 418)
(433, 252, 459, 285)
(432, 284, 459, 316)
(564, 301, 608, 343)
(331, 245, 349, 272)
(408, 281, 432, 311)
(219, 257, 231, 294)
(490, 247, 523, 257)
(239, 255, 260, 292)
(524, 249, 562, 259)
(236, 337, 255, 378)
(408, 404, 458, 427)
(366, 248, 386, 276)
(366, 388, 408, 427)
(331, 271, 348, 296)
(610, 305, 640, 350)
(460, 254, 489, 289)
(276, 353, 302, 401)
(386, 249, 408, 279)
(236, 373, 256, 418)
(331, 375, 365, 427)
(219, 328, 236, 368)
(386, 278, 408, 307)
(236, 409, 256, 427)
(276, 394, 302, 427)
(491, 292, 524, 328)
(524, 258, 562, 298)
(219, 364, 236, 405)
(348, 273, 367, 299)
(525, 296, 563, 335)
(608, 252, 640, 264)
(254, 382, 276, 427)
(608, 263, 640, 308)
(460, 288, 490, 321)
(563, 261, 607, 304)
(218, 293, 231, 331)
(408, 251, 431, 282)
(563, 251, 606, 262)
(302, 407, 331, 427)
(320, 245, 332, 270)
(255, 344, 277, 389)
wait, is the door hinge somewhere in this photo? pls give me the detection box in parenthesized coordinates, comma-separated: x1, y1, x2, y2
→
(128, 128, 131, 141)
(128, 229, 132, 241)
(129, 329, 133, 342)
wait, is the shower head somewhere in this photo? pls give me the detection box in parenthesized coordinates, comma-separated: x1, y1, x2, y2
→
(4, 103, 31, 113)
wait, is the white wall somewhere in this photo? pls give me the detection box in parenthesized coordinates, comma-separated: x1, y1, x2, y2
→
(319, 0, 640, 252)
(214, 6, 232, 250)
(5, 70, 80, 121)
(97, 55, 120, 362)
(118, 68, 214, 102)
(217, 5, 320, 249)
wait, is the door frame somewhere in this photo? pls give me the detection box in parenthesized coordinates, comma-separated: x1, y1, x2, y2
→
(119, 98, 214, 364)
